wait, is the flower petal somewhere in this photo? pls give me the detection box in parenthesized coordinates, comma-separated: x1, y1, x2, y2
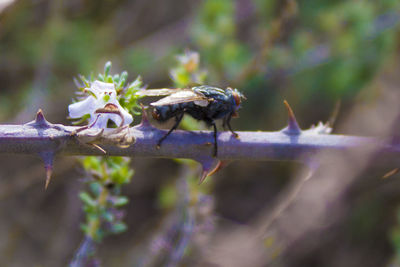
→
(91, 80, 115, 92)
(93, 115, 109, 129)
(68, 97, 96, 118)
(106, 95, 133, 126)
(120, 107, 133, 126)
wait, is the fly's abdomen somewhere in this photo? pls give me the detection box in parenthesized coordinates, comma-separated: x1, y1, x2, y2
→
(152, 104, 183, 122)
(185, 103, 208, 121)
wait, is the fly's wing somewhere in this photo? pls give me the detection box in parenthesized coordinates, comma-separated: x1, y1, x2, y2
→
(136, 88, 182, 96)
(151, 90, 210, 107)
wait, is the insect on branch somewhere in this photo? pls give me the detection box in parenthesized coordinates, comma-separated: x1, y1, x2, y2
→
(0, 101, 399, 188)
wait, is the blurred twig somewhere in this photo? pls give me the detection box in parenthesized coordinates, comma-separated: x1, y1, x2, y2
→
(138, 166, 194, 267)
(70, 237, 99, 267)
(237, 10, 400, 84)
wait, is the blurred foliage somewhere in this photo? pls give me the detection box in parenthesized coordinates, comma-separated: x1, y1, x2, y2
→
(191, 0, 252, 82)
(79, 156, 132, 241)
(169, 50, 207, 88)
(189, 0, 400, 130)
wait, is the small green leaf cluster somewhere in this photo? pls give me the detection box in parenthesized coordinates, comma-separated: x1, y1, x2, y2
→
(79, 156, 133, 241)
(170, 50, 207, 88)
(81, 156, 134, 185)
(191, 0, 251, 81)
(170, 51, 208, 131)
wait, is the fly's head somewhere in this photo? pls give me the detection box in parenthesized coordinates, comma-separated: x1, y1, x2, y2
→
(151, 106, 171, 122)
(227, 87, 246, 118)
(152, 108, 161, 121)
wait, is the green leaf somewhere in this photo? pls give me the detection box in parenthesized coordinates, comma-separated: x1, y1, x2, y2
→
(114, 196, 129, 207)
(102, 211, 114, 222)
(128, 76, 142, 89)
(89, 182, 102, 196)
(119, 71, 128, 87)
(111, 222, 127, 234)
(104, 61, 112, 77)
(106, 76, 113, 83)
(79, 192, 97, 208)
(81, 156, 102, 172)
(113, 74, 120, 83)
(71, 113, 91, 125)
(80, 223, 89, 234)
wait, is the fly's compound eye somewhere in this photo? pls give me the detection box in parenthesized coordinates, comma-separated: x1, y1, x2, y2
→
(232, 90, 241, 106)
(152, 109, 161, 120)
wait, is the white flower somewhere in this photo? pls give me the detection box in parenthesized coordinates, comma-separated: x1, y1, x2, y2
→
(69, 80, 133, 129)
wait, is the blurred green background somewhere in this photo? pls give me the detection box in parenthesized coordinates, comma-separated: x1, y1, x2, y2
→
(0, 0, 400, 266)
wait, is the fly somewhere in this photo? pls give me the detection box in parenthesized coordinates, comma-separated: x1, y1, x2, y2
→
(137, 85, 245, 157)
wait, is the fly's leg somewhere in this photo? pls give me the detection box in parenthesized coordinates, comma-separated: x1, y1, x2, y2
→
(157, 112, 184, 149)
(211, 121, 218, 157)
(226, 115, 239, 138)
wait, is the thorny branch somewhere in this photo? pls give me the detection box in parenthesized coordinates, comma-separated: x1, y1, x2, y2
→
(0, 101, 400, 187)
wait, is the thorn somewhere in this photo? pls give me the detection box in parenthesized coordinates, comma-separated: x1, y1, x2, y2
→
(34, 109, 52, 128)
(328, 100, 341, 129)
(383, 168, 399, 179)
(208, 160, 230, 176)
(283, 100, 301, 135)
(45, 167, 52, 190)
(199, 161, 230, 184)
(35, 109, 46, 123)
(196, 157, 231, 184)
(199, 170, 209, 184)
(26, 109, 52, 128)
(138, 104, 152, 128)
(90, 144, 106, 154)
(38, 151, 54, 190)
